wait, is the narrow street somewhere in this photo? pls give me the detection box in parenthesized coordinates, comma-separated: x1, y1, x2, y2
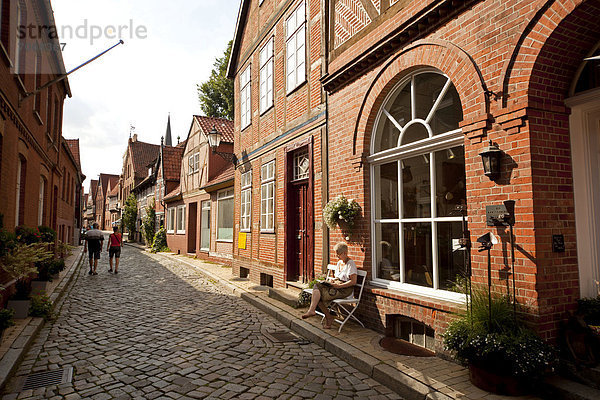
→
(2, 242, 401, 400)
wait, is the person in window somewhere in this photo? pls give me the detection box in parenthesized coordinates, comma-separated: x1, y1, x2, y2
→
(301, 242, 358, 329)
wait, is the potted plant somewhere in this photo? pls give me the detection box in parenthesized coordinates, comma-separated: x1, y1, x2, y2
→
(1, 242, 52, 318)
(443, 286, 555, 395)
(323, 195, 361, 235)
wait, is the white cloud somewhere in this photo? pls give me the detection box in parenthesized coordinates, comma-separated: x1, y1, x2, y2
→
(52, 0, 240, 191)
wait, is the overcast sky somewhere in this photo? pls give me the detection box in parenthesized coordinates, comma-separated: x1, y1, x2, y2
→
(52, 0, 240, 191)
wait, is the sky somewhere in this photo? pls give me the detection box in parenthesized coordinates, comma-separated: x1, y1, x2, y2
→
(52, 0, 240, 191)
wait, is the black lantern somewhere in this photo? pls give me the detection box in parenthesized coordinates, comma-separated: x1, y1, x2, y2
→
(479, 141, 502, 180)
(207, 125, 237, 165)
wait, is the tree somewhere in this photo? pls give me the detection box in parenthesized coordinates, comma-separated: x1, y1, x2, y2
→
(197, 40, 234, 120)
(122, 194, 138, 242)
(142, 198, 156, 247)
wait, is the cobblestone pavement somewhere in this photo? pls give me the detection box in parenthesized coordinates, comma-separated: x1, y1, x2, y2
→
(2, 243, 402, 400)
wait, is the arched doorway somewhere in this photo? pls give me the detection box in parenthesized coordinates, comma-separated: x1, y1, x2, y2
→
(567, 47, 600, 298)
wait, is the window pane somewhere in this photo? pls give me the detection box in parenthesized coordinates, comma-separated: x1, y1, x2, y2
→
(374, 118, 400, 152)
(437, 221, 466, 290)
(375, 162, 398, 219)
(375, 223, 400, 281)
(218, 198, 233, 240)
(431, 85, 462, 135)
(401, 123, 429, 145)
(414, 73, 448, 121)
(402, 154, 430, 218)
(435, 146, 466, 217)
(404, 222, 433, 287)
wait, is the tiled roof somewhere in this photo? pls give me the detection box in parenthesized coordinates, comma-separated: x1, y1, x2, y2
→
(162, 146, 184, 181)
(202, 164, 234, 191)
(194, 116, 234, 143)
(176, 139, 187, 148)
(164, 184, 181, 202)
(130, 140, 160, 179)
(65, 139, 81, 168)
(107, 183, 119, 197)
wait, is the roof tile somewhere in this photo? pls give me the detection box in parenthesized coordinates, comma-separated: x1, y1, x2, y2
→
(194, 116, 234, 143)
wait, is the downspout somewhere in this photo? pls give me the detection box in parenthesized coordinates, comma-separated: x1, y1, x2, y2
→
(322, 0, 331, 268)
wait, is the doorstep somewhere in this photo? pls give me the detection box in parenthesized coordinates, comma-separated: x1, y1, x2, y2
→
(0, 247, 84, 392)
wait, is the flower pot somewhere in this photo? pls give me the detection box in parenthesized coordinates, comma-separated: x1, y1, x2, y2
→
(7, 299, 31, 319)
(468, 362, 529, 396)
(31, 280, 49, 295)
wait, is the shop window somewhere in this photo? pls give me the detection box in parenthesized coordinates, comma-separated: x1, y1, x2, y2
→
(217, 189, 234, 241)
(370, 70, 466, 295)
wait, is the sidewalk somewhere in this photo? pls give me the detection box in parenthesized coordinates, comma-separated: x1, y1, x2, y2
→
(139, 245, 539, 400)
(0, 246, 84, 391)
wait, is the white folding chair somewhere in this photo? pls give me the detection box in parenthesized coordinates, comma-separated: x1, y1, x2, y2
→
(303, 266, 368, 332)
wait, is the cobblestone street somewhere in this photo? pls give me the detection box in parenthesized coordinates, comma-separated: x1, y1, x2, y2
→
(1, 243, 402, 400)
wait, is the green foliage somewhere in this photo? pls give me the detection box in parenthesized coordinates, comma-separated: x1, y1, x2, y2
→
(122, 194, 138, 240)
(577, 296, 600, 325)
(29, 293, 53, 319)
(197, 40, 234, 120)
(323, 195, 361, 229)
(15, 226, 41, 244)
(151, 228, 169, 253)
(0, 229, 17, 259)
(55, 240, 73, 259)
(0, 308, 15, 331)
(443, 287, 555, 378)
(0, 242, 53, 282)
(142, 199, 156, 247)
(37, 226, 56, 243)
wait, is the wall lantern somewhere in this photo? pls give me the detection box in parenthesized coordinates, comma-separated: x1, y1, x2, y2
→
(479, 141, 503, 181)
(207, 125, 237, 165)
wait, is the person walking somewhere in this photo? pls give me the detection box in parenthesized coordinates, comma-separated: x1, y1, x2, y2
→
(84, 222, 104, 275)
(106, 226, 123, 273)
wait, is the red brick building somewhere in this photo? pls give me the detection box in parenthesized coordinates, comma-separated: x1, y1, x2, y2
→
(84, 179, 99, 229)
(228, 0, 600, 349)
(0, 0, 84, 242)
(155, 137, 186, 229)
(95, 173, 119, 230)
(228, 0, 326, 287)
(164, 116, 235, 264)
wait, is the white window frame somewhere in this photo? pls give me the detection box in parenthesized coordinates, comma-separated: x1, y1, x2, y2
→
(176, 205, 186, 234)
(240, 65, 251, 129)
(217, 189, 234, 242)
(368, 70, 466, 304)
(166, 207, 175, 233)
(38, 177, 45, 226)
(260, 161, 275, 232)
(200, 200, 211, 251)
(285, 2, 306, 93)
(188, 152, 199, 174)
(259, 38, 274, 114)
(240, 171, 252, 232)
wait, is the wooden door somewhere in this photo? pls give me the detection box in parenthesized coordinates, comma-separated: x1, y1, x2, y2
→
(289, 182, 308, 282)
(187, 202, 197, 253)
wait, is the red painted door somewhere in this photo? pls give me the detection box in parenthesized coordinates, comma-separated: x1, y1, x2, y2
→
(289, 182, 308, 282)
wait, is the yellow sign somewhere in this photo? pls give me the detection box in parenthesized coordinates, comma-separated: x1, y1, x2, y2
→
(238, 232, 247, 249)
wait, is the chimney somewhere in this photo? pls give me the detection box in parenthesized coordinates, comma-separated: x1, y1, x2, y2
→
(132, 133, 138, 142)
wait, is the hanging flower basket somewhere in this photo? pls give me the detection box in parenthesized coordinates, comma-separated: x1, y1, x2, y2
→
(323, 195, 361, 232)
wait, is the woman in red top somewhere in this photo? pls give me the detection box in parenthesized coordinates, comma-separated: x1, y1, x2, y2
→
(106, 226, 123, 273)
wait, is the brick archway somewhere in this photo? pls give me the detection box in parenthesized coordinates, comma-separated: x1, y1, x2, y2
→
(352, 40, 488, 158)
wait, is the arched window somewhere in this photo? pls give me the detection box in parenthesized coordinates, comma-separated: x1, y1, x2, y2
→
(369, 70, 466, 297)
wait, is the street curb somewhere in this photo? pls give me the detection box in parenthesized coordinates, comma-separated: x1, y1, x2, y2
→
(0, 248, 84, 393)
(157, 253, 453, 399)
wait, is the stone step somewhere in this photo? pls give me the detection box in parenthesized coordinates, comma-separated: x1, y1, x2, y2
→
(268, 287, 302, 309)
(545, 377, 600, 400)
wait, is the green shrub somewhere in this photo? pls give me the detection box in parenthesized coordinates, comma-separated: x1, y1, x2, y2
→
(151, 228, 169, 253)
(0, 229, 17, 259)
(15, 226, 42, 244)
(0, 308, 15, 331)
(29, 294, 53, 319)
(37, 226, 56, 243)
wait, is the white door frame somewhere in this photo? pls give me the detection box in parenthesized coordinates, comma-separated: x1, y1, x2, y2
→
(566, 88, 600, 298)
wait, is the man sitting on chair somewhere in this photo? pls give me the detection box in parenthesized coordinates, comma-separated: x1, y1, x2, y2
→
(301, 242, 357, 329)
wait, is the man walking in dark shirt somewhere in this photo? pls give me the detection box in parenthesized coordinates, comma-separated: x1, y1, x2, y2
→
(84, 222, 104, 275)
